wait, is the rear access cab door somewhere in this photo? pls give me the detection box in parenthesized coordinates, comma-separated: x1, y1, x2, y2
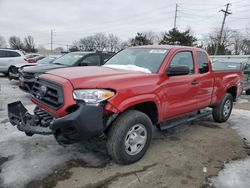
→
(194, 50, 214, 109)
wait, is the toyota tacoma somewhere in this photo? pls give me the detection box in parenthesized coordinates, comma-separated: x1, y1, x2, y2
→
(8, 45, 244, 164)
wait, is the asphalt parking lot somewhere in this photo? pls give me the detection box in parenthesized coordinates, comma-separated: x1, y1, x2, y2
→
(1, 74, 250, 188)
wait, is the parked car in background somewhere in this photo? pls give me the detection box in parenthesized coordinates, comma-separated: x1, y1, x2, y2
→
(8, 55, 60, 80)
(19, 51, 114, 92)
(8, 45, 243, 164)
(0, 49, 27, 75)
(25, 55, 45, 64)
(242, 62, 250, 95)
(25, 53, 40, 60)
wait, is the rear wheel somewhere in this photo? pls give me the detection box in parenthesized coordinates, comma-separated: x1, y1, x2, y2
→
(212, 93, 233, 123)
(107, 110, 152, 164)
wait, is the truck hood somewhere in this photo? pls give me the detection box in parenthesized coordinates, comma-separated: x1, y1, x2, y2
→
(23, 64, 66, 73)
(45, 66, 159, 89)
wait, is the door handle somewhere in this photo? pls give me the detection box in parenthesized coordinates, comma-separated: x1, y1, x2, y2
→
(191, 80, 199, 85)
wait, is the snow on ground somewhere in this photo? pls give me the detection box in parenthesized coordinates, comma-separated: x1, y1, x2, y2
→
(212, 109, 250, 188)
(0, 120, 108, 188)
(237, 98, 250, 104)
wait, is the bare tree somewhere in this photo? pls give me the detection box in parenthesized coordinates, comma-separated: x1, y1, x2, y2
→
(78, 36, 96, 51)
(9, 36, 23, 50)
(142, 31, 162, 44)
(120, 41, 130, 50)
(240, 23, 250, 55)
(107, 34, 120, 52)
(75, 33, 121, 52)
(0, 35, 7, 48)
(24, 36, 36, 52)
(230, 30, 244, 55)
(241, 39, 250, 55)
(206, 27, 234, 55)
(93, 33, 108, 51)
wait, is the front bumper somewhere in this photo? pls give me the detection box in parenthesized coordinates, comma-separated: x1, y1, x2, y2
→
(8, 101, 104, 143)
(9, 72, 20, 80)
(19, 77, 35, 92)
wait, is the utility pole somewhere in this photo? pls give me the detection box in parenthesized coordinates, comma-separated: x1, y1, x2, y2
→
(214, 3, 232, 55)
(50, 29, 54, 53)
(174, 4, 178, 29)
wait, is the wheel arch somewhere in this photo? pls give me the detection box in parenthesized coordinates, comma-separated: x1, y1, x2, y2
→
(226, 86, 237, 101)
(109, 94, 162, 125)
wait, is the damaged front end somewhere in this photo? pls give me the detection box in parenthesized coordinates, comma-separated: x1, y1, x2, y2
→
(8, 101, 53, 136)
(8, 101, 105, 144)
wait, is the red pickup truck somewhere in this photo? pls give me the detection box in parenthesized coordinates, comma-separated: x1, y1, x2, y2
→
(8, 45, 243, 164)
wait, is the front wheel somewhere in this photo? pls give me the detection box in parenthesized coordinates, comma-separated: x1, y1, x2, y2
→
(107, 110, 153, 164)
(212, 93, 233, 123)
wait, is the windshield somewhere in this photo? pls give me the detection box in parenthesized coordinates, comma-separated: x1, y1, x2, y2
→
(52, 53, 84, 66)
(37, 56, 56, 64)
(104, 48, 169, 73)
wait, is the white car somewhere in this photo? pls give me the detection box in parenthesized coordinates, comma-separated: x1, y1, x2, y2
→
(9, 55, 60, 80)
(0, 49, 27, 75)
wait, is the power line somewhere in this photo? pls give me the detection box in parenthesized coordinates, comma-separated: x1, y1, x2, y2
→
(214, 3, 232, 55)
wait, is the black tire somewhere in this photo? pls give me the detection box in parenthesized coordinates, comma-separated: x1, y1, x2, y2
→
(246, 89, 250, 95)
(212, 93, 233, 123)
(107, 110, 153, 164)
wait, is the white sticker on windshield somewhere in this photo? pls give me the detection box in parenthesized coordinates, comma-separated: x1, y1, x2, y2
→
(149, 49, 167, 54)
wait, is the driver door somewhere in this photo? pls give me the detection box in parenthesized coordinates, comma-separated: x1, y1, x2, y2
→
(163, 51, 199, 119)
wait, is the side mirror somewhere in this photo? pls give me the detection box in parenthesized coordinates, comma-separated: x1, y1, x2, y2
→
(167, 66, 190, 76)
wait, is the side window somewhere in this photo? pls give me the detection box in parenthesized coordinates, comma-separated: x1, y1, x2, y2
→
(82, 55, 100, 66)
(197, 51, 209, 74)
(0, 50, 7, 58)
(169, 51, 194, 74)
(7, 51, 21, 57)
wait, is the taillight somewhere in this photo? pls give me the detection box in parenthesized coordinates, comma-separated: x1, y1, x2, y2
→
(26, 59, 35, 63)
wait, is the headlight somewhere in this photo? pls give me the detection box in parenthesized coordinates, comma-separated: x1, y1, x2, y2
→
(73, 89, 115, 104)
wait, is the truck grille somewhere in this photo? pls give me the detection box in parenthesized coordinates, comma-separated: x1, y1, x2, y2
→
(31, 79, 64, 109)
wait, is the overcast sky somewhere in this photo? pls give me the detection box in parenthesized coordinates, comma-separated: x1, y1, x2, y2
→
(0, 0, 249, 49)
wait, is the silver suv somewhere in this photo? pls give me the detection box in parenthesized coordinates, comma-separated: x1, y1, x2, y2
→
(0, 49, 26, 75)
